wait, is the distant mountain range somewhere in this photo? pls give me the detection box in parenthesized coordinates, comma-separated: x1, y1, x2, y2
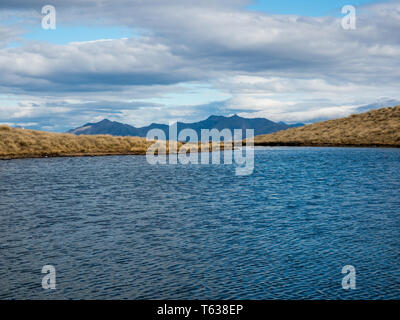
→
(2, 106, 399, 160)
(68, 115, 304, 139)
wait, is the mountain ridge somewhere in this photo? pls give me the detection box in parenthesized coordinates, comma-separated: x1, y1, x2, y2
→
(68, 114, 304, 139)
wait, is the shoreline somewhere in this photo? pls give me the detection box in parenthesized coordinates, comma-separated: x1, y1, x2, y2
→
(253, 142, 400, 148)
(2, 143, 399, 160)
(0, 151, 148, 160)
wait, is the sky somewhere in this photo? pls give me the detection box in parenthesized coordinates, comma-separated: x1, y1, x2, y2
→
(0, 0, 400, 131)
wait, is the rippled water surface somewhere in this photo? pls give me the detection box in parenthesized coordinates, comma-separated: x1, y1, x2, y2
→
(1, 147, 399, 299)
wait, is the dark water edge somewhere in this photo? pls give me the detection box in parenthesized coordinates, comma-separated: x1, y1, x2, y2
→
(1, 143, 399, 161)
(253, 142, 400, 148)
(0, 147, 399, 300)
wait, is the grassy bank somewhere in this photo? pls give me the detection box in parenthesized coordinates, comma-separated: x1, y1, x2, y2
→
(253, 106, 400, 148)
(0, 126, 230, 160)
(0, 126, 154, 159)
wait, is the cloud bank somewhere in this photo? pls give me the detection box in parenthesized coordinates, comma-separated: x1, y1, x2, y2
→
(0, 0, 400, 130)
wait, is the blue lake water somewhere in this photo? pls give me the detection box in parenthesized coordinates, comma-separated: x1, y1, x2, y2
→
(0, 147, 399, 299)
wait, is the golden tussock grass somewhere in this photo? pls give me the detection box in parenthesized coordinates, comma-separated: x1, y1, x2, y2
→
(0, 127, 154, 159)
(252, 106, 400, 147)
(0, 126, 230, 159)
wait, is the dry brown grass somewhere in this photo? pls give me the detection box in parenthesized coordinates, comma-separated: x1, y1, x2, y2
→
(0, 126, 230, 159)
(0, 127, 154, 159)
(253, 106, 400, 147)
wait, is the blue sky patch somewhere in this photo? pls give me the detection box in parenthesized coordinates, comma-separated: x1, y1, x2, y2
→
(23, 25, 133, 44)
(248, 0, 384, 16)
